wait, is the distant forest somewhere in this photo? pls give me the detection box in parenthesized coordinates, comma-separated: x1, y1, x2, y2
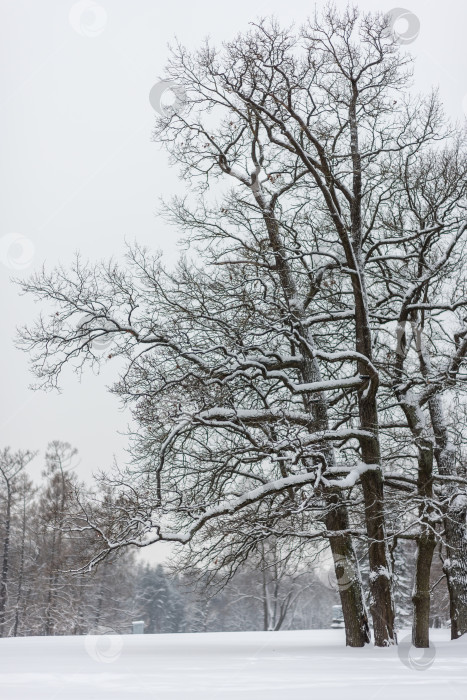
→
(0, 442, 450, 637)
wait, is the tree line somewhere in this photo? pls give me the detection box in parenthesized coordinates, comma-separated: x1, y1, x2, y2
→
(0, 443, 452, 637)
(1, 442, 453, 636)
(0, 443, 135, 636)
(0, 443, 360, 635)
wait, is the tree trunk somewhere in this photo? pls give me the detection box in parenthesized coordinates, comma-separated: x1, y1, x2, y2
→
(412, 435, 436, 647)
(359, 467, 395, 645)
(443, 497, 467, 639)
(351, 254, 396, 646)
(261, 563, 270, 631)
(258, 203, 370, 646)
(13, 490, 28, 637)
(0, 485, 12, 637)
(412, 533, 436, 647)
(44, 527, 59, 636)
(395, 383, 436, 648)
(348, 86, 396, 646)
(325, 494, 371, 646)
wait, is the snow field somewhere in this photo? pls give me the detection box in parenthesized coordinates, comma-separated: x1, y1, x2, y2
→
(1, 628, 466, 699)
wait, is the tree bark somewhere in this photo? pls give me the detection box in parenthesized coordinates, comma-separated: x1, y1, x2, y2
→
(394, 378, 436, 648)
(325, 494, 371, 646)
(412, 436, 436, 648)
(412, 533, 436, 647)
(349, 244, 396, 645)
(444, 505, 467, 639)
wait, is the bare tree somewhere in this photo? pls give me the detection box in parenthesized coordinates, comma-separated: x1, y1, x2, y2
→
(12, 472, 37, 637)
(370, 138, 467, 643)
(235, 539, 311, 631)
(36, 441, 79, 635)
(151, 6, 439, 644)
(16, 7, 467, 648)
(0, 448, 36, 637)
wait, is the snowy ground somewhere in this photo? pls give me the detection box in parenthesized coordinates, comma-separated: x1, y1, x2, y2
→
(0, 628, 466, 699)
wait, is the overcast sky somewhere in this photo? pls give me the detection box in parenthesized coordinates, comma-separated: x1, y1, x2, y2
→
(1, 0, 466, 561)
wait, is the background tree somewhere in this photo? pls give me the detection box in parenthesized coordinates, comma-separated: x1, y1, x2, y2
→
(11, 472, 37, 637)
(136, 563, 185, 633)
(0, 448, 36, 637)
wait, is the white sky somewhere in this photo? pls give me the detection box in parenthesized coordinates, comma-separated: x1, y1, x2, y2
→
(1, 0, 466, 563)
